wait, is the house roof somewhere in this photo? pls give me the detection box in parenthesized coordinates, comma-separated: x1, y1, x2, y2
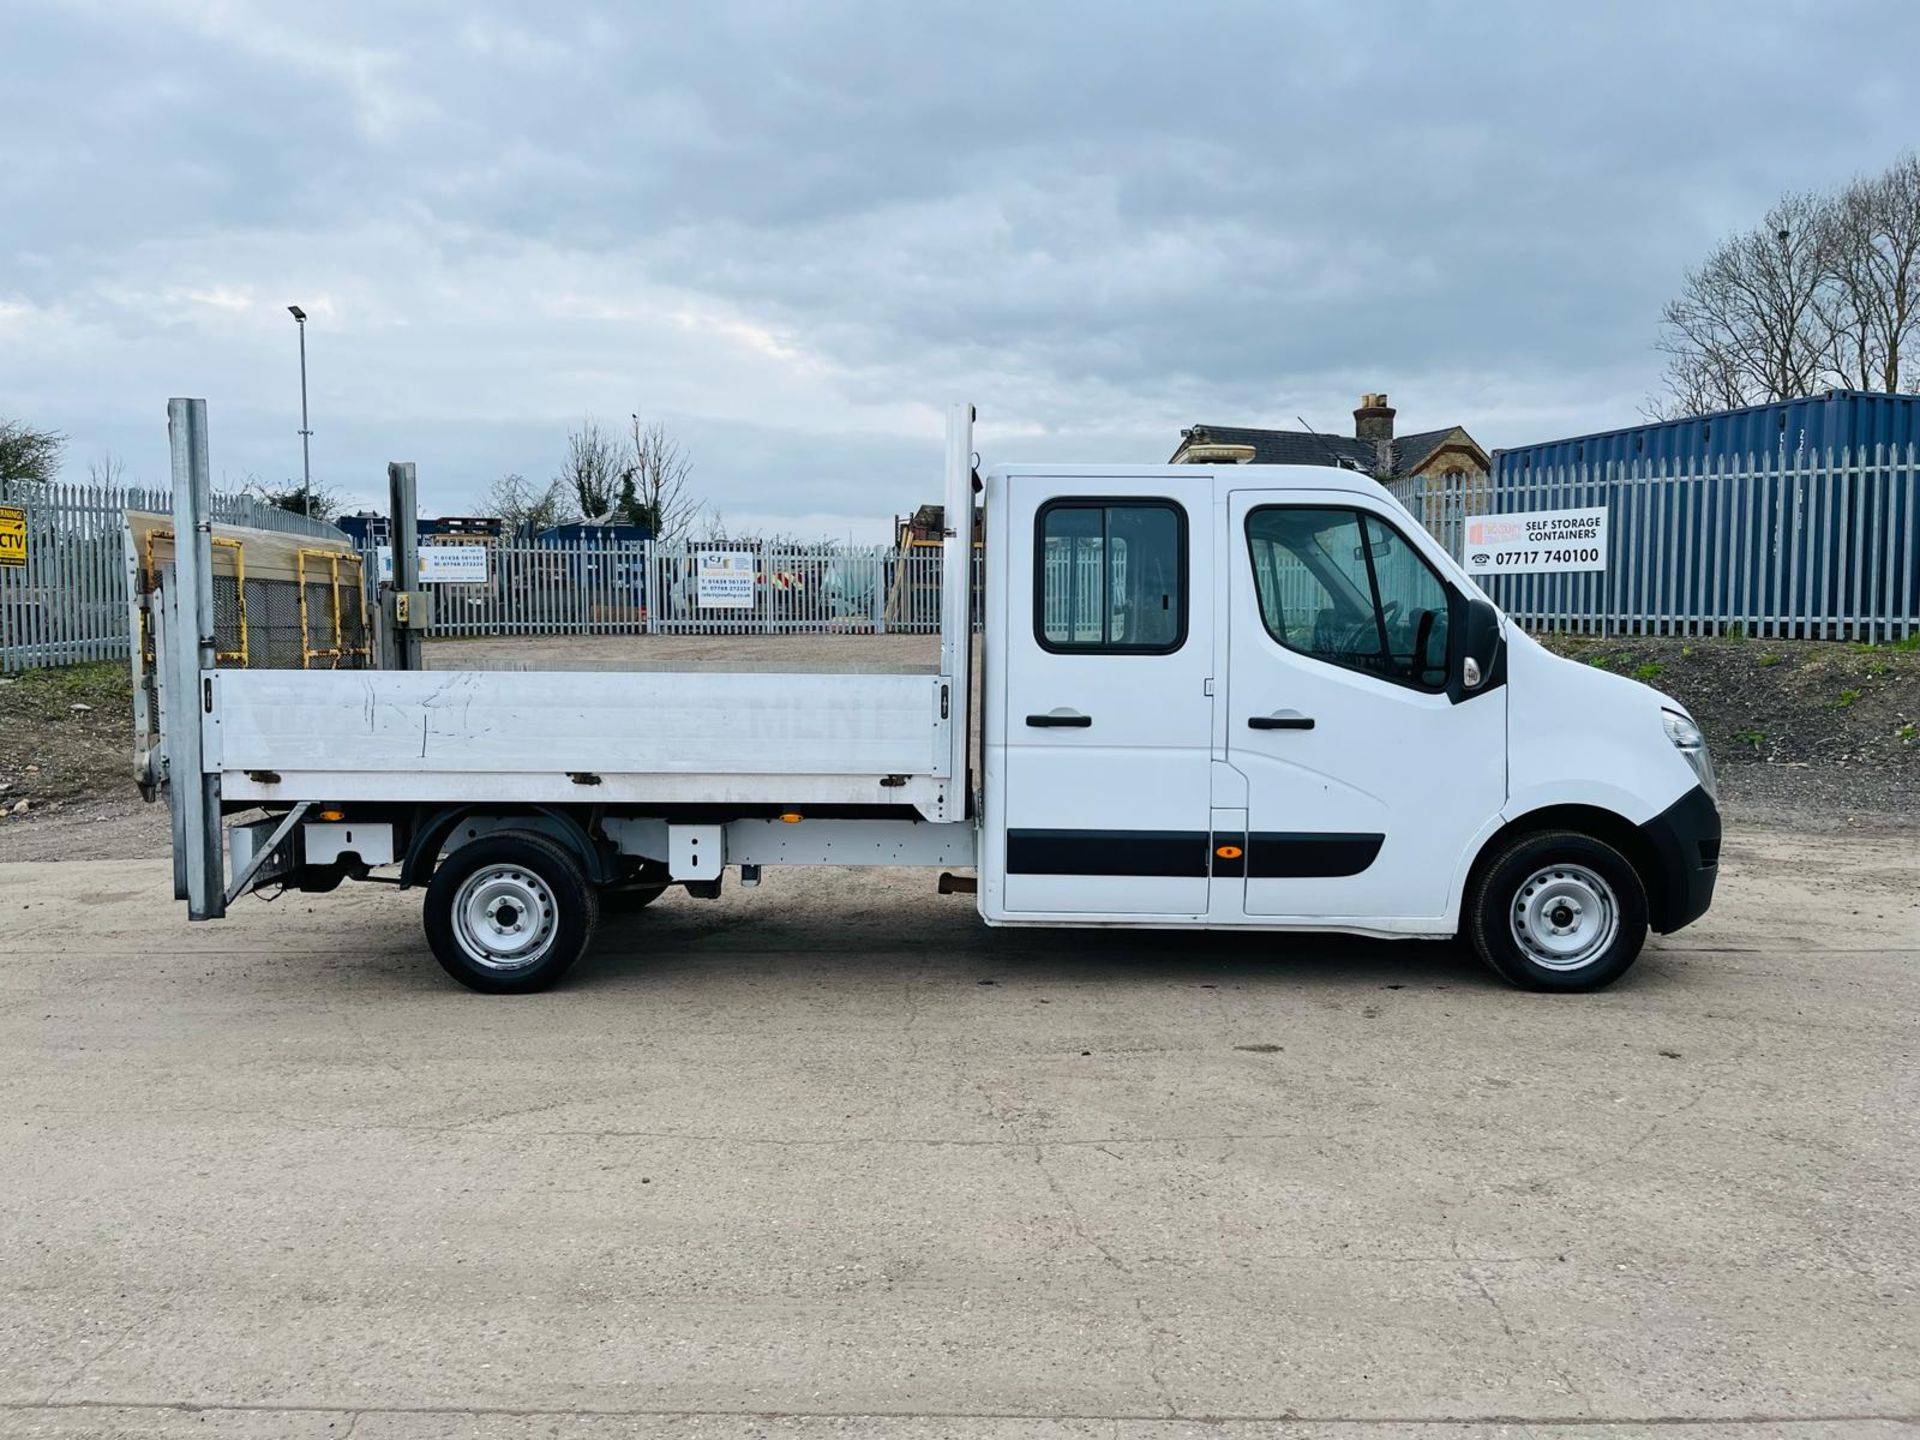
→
(1172, 423, 1482, 479)
(1173, 424, 1374, 470)
(1392, 428, 1469, 475)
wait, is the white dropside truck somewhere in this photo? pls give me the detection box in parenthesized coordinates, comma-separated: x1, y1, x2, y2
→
(141, 400, 1720, 994)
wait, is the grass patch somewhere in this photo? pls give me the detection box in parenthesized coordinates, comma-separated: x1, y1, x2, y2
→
(1898, 723, 1918, 746)
(1734, 727, 1765, 750)
(1758, 652, 1784, 668)
(1586, 654, 1614, 670)
(0, 661, 131, 717)
(1856, 634, 1920, 653)
(1831, 688, 1862, 709)
(1632, 661, 1666, 681)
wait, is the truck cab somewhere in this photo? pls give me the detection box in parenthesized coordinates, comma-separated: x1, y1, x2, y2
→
(976, 462, 1721, 986)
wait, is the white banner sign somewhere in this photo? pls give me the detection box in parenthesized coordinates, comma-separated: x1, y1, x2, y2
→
(1463, 506, 1609, 576)
(377, 544, 491, 584)
(696, 550, 756, 608)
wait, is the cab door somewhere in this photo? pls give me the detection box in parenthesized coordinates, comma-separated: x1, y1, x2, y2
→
(994, 478, 1213, 915)
(1224, 490, 1506, 922)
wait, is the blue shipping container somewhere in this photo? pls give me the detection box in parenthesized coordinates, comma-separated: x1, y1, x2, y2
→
(1473, 391, 1920, 641)
(1494, 389, 1920, 478)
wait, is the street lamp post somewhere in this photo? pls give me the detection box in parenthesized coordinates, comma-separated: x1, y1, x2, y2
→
(287, 305, 312, 515)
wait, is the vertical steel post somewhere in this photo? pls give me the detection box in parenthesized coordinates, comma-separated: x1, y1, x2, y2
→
(938, 402, 974, 808)
(295, 316, 313, 513)
(167, 398, 225, 920)
(388, 462, 421, 670)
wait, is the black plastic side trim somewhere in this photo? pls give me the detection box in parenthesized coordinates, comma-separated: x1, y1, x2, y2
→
(1007, 829, 1208, 877)
(1246, 832, 1384, 878)
(1638, 784, 1721, 933)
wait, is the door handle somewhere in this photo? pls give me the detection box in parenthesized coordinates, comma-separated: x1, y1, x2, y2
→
(1026, 710, 1092, 728)
(1248, 711, 1314, 730)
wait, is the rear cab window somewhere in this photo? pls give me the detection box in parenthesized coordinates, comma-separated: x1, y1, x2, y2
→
(1035, 499, 1187, 653)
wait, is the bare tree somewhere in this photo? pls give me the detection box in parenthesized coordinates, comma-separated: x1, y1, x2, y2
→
(1656, 192, 1833, 413)
(1654, 155, 1920, 415)
(1817, 154, 1920, 393)
(483, 471, 575, 537)
(619, 411, 702, 540)
(0, 418, 64, 490)
(559, 417, 626, 519)
(87, 452, 126, 488)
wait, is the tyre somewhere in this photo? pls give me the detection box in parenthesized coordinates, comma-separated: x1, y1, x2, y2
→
(1467, 829, 1649, 992)
(423, 830, 599, 994)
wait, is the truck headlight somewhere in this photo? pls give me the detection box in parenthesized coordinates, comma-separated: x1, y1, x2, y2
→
(1663, 709, 1717, 800)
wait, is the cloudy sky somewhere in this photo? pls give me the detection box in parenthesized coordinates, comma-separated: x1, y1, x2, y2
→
(4, 0, 1917, 538)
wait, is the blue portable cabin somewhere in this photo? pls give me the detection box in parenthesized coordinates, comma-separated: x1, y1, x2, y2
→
(533, 519, 654, 596)
(533, 520, 653, 547)
(336, 512, 503, 548)
(1485, 391, 1920, 641)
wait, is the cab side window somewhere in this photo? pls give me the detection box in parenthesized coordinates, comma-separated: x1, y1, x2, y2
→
(1245, 506, 1450, 689)
(1036, 500, 1186, 653)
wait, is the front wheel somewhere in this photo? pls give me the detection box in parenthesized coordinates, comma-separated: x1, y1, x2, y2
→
(423, 831, 599, 993)
(1467, 830, 1649, 992)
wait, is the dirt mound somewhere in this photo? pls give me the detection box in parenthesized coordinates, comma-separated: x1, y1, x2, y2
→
(1535, 631, 1918, 825)
(0, 662, 135, 821)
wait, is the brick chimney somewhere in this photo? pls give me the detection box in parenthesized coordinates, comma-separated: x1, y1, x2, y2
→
(1353, 392, 1395, 443)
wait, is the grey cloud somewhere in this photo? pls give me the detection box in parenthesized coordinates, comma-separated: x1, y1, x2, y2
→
(5, 0, 1918, 533)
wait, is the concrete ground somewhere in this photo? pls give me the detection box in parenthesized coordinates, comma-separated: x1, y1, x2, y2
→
(1, 825, 1917, 1438)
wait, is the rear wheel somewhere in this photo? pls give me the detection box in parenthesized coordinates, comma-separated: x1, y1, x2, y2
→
(1467, 829, 1649, 992)
(423, 831, 599, 993)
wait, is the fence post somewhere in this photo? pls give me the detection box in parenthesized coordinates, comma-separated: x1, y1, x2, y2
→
(644, 541, 658, 636)
(761, 539, 773, 635)
(1600, 462, 1614, 639)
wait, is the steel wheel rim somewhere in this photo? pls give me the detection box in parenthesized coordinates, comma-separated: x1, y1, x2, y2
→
(1510, 863, 1618, 971)
(452, 864, 558, 972)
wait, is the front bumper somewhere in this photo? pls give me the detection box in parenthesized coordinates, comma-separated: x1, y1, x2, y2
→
(1639, 784, 1721, 933)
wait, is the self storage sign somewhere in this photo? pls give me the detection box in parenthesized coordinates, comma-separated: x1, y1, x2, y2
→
(1464, 506, 1609, 576)
(0, 505, 25, 569)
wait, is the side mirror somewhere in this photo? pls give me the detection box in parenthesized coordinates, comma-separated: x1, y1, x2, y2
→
(1450, 594, 1504, 702)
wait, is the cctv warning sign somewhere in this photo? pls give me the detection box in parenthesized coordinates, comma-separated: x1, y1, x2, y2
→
(0, 506, 25, 569)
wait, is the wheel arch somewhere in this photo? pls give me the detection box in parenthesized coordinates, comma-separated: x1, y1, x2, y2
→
(400, 805, 616, 889)
(1459, 803, 1665, 933)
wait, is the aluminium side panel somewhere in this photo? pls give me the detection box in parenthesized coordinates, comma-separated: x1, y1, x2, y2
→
(211, 668, 947, 779)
